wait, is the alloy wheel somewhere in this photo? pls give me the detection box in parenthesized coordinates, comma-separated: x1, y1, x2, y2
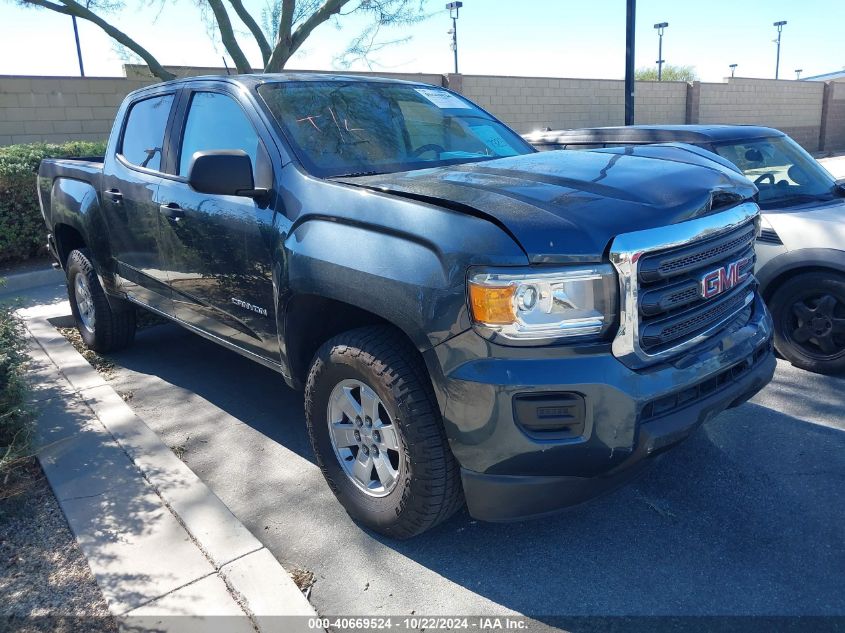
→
(327, 378, 403, 497)
(74, 273, 96, 334)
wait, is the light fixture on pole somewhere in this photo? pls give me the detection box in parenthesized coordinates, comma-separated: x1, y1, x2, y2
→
(773, 20, 787, 79)
(653, 22, 668, 81)
(729, 63, 738, 78)
(446, 2, 463, 75)
(795, 68, 802, 80)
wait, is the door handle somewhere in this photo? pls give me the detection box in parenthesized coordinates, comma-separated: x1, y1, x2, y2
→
(159, 203, 185, 222)
(106, 188, 123, 203)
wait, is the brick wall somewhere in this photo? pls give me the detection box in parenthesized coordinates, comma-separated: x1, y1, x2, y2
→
(696, 78, 826, 150)
(0, 66, 443, 147)
(1, 67, 843, 152)
(0, 76, 154, 145)
(454, 74, 687, 132)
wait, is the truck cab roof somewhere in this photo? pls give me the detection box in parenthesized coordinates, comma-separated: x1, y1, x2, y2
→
(127, 72, 433, 100)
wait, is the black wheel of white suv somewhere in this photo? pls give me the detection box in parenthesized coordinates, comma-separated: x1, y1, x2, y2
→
(304, 326, 463, 539)
(769, 271, 845, 375)
(66, 249, 136, 353)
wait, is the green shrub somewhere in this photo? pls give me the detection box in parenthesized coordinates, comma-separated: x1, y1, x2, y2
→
(0, 141, 107, 265)
(0, 294, 31, 474)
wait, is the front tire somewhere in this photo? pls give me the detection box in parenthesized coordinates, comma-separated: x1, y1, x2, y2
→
(67, 248, 136, 353)
(305, 326, 463, 538)
(769, 271, 845, 375)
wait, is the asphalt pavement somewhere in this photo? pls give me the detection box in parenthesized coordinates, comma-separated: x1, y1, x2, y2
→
(99, 319, 845, 621)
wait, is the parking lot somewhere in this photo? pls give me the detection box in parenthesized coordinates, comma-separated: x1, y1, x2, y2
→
(89, 316, 845, 620)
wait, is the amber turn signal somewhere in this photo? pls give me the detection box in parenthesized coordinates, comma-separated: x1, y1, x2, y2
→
(468, 282, 516, 325)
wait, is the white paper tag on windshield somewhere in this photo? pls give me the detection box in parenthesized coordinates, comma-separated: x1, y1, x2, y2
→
(414, 88, 471, 109)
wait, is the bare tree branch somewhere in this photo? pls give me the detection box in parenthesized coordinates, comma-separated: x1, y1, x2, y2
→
(17, 0, 431, 79)
(290, 0, 350, 52)
(206, 0, 252, 73)
(279, 0, 295, 47)
(265, 0, 302, 71)
(227, 0, 272, 64)
(19, 0, 175, 80)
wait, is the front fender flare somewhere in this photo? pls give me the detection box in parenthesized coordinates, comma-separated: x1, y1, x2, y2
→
(284, 217, 470, 351)
(757, 248, 845, 298)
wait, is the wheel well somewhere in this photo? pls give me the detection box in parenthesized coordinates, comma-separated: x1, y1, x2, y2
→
(284, 294, 405, 388)
(54, 224, 86, 268)
(762, 265, 845, 302)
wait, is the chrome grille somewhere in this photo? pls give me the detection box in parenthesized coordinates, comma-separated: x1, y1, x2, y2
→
(610, 202, 760, 368)
(639, 224, 757, 282)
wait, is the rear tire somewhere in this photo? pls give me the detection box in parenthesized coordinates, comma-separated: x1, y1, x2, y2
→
(769, 271, 845, 375)
(67, 248, 136, 353)
(305, 326, 463, 538)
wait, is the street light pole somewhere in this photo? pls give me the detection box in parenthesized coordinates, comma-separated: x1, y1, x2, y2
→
(446, 2, 463, 75)
(795, 68, 802, 80)
(624, 0, 636, 125)
(729, 63, 738, 78)
(773, 20, 787, 79)
(71, 15, 85, 77)
(654, 22, 668, 81)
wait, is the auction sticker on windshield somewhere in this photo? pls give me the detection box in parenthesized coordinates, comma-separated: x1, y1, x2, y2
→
(415, 88, 471, 109)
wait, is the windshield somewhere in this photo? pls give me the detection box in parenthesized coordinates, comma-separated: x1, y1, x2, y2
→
(712, 136, 836, 208)
(258, 81, 534, 178)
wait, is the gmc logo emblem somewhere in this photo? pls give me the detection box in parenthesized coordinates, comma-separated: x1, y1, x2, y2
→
(699, 257, 752, 299)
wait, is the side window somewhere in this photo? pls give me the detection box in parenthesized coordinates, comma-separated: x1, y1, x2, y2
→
(178, 92, 260, 176)
(120, 94, 174, 171)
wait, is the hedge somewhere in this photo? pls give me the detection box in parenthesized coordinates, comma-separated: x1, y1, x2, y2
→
(0, 295, 31, 475)
(0, 141, 107, 265)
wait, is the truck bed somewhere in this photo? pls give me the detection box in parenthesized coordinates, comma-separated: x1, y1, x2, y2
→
(37, 157, 105, 241)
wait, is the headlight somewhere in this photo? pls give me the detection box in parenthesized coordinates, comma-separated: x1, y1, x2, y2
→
(468, 265, 617, 343)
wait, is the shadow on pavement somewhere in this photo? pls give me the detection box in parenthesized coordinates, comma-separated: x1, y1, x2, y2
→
(106, 321, 845, 621)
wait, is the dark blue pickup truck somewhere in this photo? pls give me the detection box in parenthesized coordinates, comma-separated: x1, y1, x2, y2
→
(38, 75, 775, 537)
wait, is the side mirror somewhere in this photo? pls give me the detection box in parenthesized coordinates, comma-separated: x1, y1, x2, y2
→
(835, 179, 845, 197)
(187, 150, 267, 198)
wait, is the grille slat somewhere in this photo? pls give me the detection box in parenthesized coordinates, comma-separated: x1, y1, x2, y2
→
(635, 220, 758, 354)
(757, 228, 783, 245)
(638, 224, 757, 284)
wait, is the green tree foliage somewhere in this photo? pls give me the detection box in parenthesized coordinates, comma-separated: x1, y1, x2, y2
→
(635, 65, 699, 82)
(0, 141, 107, 264)
(0, 299, 31, 477)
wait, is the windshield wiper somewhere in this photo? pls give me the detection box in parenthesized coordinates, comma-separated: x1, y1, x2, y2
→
(333, 170, 385, 178)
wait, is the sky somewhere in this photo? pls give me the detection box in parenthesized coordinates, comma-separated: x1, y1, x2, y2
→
(0, 0, 843, 82)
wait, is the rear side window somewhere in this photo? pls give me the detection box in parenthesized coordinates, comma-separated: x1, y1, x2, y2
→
(120, 94, 174, 171)
(178, 92, 260, 176)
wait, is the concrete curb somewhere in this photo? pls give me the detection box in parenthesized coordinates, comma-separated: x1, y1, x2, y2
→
(0, 265, 63, 294)
(23, 305, 316, 632)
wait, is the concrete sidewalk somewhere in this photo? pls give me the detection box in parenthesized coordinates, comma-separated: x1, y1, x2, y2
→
(22, 300, 315, 633)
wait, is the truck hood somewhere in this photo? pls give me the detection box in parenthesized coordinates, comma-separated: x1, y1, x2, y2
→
(337, 146, 757, 263)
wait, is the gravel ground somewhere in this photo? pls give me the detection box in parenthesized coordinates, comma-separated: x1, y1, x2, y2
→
(0, 460, 117, 633)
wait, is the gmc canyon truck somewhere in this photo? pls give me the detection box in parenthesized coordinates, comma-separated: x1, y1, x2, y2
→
(38, 75, 775, 538)
(526, 124, 845, 375)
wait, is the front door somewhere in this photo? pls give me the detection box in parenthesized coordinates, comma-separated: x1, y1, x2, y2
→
(102, 91, 176, 313)
(155, 89, 278, 361)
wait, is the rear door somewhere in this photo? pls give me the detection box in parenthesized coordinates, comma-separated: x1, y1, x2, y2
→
(155, 85, 279, 361)
(102, 90, 178, 313)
